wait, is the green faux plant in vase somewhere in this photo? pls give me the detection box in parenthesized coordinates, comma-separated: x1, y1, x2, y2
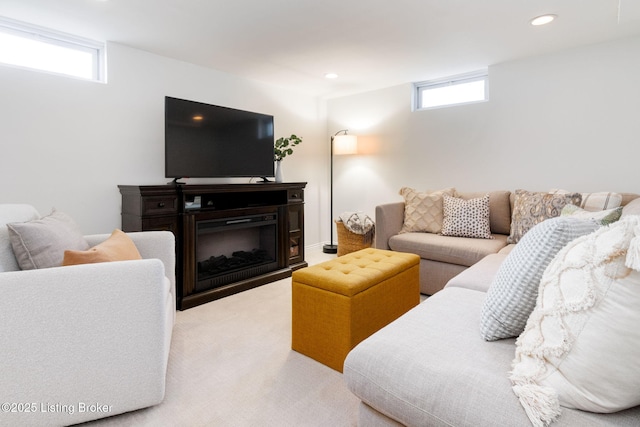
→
(274, 134, 303, 162)
(273, 134, 302, 183)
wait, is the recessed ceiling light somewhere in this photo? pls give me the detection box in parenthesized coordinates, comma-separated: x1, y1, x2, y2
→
(530, 14, 557, 26)
(325, 73, 338, 79)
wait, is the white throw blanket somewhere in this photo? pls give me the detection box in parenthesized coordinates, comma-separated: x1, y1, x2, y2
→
(338, 212, 375, 245)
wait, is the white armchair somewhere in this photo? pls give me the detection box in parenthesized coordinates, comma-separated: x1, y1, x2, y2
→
(0, 204, 175, 426)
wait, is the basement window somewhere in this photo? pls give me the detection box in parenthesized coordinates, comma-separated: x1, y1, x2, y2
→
(414, 70, 488, 111)
(0, 17, 105, 82)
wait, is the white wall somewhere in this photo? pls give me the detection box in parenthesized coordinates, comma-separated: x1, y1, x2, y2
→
(3, 35, 640, 250)
(0, 42, 329, 247)
(327, 35, 640, 222)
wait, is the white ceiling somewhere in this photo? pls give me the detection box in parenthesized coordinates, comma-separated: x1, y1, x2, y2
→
(1, 0, 640, 98)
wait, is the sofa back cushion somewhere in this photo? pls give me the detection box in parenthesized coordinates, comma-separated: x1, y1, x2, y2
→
(0, 204, 40, 272)
(622, 195, 640, 216)
(455, 190, 511, 235)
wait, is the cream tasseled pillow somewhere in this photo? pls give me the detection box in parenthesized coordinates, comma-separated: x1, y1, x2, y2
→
(510, 215, 640, 427)
(399, 187, 455, 234)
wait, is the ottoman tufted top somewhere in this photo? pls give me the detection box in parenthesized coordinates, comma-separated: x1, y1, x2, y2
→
(292, 248, 420, 297)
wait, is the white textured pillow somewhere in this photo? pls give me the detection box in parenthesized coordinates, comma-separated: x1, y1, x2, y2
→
(510, 215, 640, 426)
(481, 217, 600, 341)
(399, 187, 455, 234)
(441, 194, 492, 239)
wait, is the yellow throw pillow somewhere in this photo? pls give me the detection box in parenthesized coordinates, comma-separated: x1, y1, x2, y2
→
(62, 229, 142, 266)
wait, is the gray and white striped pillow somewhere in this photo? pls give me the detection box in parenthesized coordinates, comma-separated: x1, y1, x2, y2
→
(549, 189, 622, 212)
(480, 216, 601, 341)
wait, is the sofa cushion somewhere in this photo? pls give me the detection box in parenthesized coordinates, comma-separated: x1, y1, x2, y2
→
(511, 215, 640, 425)
(621, 193, 640, 207)
(344, 287, 640, 427)
(445, 253, 508, 293)
(0, 204, 41, 273)
(63, 229, 142, 266)
(481, 217, 601, 341)
(622, 197, 640, 216)
(398, 187, 455, 234)
(389, 232, 508, 267)
(507, 190, 582, 244)
(456, 190, 512, 235)
(498, 244, 516, 255)
(345, 287, 525, 426)
(441, 194, 493, 239)
(7, 209, 89, 270)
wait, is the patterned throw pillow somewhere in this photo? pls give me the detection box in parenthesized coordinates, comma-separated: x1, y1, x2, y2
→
(480, 217, 601, 341)
(507, 190, 582, 244)
(510, 215, 640, 426)
(399, 187, 456, 234)
(441, 194, 492, 239)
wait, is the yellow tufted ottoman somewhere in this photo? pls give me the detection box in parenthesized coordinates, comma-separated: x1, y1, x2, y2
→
(291, 248, 420, 372)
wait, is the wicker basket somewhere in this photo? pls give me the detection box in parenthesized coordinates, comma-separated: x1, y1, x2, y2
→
(335, 220, 373, 256)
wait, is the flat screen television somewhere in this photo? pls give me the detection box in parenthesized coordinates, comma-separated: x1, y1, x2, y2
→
(165, 96, 274, 180)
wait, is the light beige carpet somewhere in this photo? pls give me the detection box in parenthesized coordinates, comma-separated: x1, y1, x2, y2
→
(86, 250, 360, 427)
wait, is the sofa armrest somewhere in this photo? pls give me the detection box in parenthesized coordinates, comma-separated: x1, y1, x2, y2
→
(85, 231, 176, 302)
(375, 202, 405, 250)
(0, 259, 173, 425)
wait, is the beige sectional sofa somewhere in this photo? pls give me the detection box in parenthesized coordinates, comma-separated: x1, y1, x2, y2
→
(375, 189, 639, 295)
(344, 191, 640, 426)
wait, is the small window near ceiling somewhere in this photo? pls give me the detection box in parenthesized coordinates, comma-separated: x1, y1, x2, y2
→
(414, 70, 488, 111)
(0, 17, 106, 82)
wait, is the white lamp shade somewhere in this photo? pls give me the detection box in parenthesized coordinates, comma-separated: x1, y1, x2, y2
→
(333, 134, 358, 155)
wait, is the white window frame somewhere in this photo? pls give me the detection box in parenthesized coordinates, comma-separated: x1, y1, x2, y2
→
(413, 70, 488, 111)
(0, 17, 106, 82)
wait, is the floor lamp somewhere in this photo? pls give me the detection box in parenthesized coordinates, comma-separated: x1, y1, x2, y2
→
(323, 129, 358, 254)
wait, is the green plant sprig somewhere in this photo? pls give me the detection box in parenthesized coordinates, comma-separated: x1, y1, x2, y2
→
(274, 134, 302, 162)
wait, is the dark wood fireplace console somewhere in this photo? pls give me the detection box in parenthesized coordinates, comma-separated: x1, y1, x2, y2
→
(118, 182, 307, 310)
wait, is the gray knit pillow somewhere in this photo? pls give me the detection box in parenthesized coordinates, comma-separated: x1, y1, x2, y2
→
(7, 210, 89, 270)
(480, 217, 601, 341)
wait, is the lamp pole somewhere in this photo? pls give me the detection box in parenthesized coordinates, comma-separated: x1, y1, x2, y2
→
(322, 130, 348, 254)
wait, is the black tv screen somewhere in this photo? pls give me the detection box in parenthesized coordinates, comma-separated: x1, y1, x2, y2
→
(165, 96, 274, 179)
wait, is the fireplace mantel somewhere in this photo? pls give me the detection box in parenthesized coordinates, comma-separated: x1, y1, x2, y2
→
(118, 182, 307, 309)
